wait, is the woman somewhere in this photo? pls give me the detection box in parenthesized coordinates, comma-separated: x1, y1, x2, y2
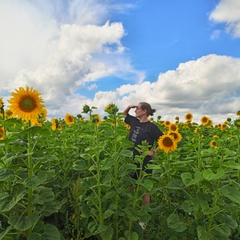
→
(123, 102, 163, 205)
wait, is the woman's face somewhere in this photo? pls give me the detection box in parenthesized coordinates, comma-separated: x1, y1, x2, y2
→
(135, 104, 146, 118)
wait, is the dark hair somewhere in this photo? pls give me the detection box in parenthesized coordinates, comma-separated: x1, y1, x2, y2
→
(139, 102, 156, 116)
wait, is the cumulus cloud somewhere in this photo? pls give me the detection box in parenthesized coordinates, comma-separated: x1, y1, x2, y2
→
(90, 54, 240, 124)
(0, 0, 143, 117)
(210, 0, 240, 37)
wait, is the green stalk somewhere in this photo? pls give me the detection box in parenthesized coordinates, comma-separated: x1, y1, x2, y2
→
(27, 130, 33, 236)
(207, 180, 220, 233)
(95, 126, 103, 227)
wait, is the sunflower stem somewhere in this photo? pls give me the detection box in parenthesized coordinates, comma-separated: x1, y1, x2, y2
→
(27, 127, 34, 236)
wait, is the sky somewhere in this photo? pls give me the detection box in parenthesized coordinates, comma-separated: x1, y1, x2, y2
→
(1, 0, 240, 124)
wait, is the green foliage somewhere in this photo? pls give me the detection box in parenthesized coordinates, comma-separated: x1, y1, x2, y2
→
(0, 112, 240, 239)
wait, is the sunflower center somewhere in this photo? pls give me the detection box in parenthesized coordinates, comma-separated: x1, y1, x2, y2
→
(163, 137, 174, 147)
(19, 97, 36, 112)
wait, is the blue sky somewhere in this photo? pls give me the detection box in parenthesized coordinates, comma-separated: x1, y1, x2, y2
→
(1, 0, 240, 123)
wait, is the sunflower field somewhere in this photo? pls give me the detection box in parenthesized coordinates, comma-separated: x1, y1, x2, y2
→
(0, 87, 240, 240)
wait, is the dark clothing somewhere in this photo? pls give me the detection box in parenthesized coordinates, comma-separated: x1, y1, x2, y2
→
(125, 114, 163, 178)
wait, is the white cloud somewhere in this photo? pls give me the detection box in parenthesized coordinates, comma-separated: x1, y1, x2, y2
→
(0, 0, 143, 118)
(210, 0, 240, 37)
(87, 54, 240, 124)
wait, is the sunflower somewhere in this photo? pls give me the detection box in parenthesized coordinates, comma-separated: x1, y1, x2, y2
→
(0, 98, 3, 109)
(236, 111, 240, 117)
(104, 103, 119, 115)
(169, 123, 178, 132)
(8, 86, 45, 122)
(0, 127, 4, 140)
(210, 140, 218, 148)
(200, 116, 209, 126)
(5, 109, 13, 119)
(125, 123, 131, 130)
(168, 131, 182, 143)
(65, 114, 74, 125)
(164, 120, 171, 127)
(158, 134, 177, 154)
(91, 114, 101, 126)
(57, 123, 62, 130)
(221, 122, 228, 131)
(185, 112, 193, 122)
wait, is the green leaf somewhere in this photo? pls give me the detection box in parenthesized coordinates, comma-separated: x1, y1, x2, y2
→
(181, 171, 202, 186)
(0, 191, 26, 212)
(203, 168, 225, 181)
(100, 226, 114, 240)
(0, 226, 12, 240)
(124, 231, 139, 240)
(223, 161, 240, 170)
(200, 199, 220, 215)
(141, 179, 153, 191)
(167, 213, 187, 232)
(29, 224, 62, 240)
(8, 212, 39, 231)
(34, 187, 55, 204)
(218, 213, 238, 229)
(0, 168, 15, 182)
(220, 186, 240, 204)
(197, 226, 213, 240)
(213, 224, 231, 237)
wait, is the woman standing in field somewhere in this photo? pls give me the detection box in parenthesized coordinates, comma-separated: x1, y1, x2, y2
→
(123, 102, 163, 205)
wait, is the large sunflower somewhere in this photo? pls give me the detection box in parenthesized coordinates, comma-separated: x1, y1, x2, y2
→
(158, 134, 177, 154)
(8, 86, 45, 122)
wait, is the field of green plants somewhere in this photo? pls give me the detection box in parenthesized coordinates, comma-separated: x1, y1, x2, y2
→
(0, 88, 240, 240)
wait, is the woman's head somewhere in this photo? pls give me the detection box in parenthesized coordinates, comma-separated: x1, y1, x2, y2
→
(139, 102, 156, 116)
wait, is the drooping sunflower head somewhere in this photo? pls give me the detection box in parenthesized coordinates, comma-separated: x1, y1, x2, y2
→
(236, 110, 240, 117)
(158, 134, 177, 154)
(8, 86, 45, 122)
(65, 114, 75, 125)
(185, 112, 193, 122)
(200, 116, 209, 126)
